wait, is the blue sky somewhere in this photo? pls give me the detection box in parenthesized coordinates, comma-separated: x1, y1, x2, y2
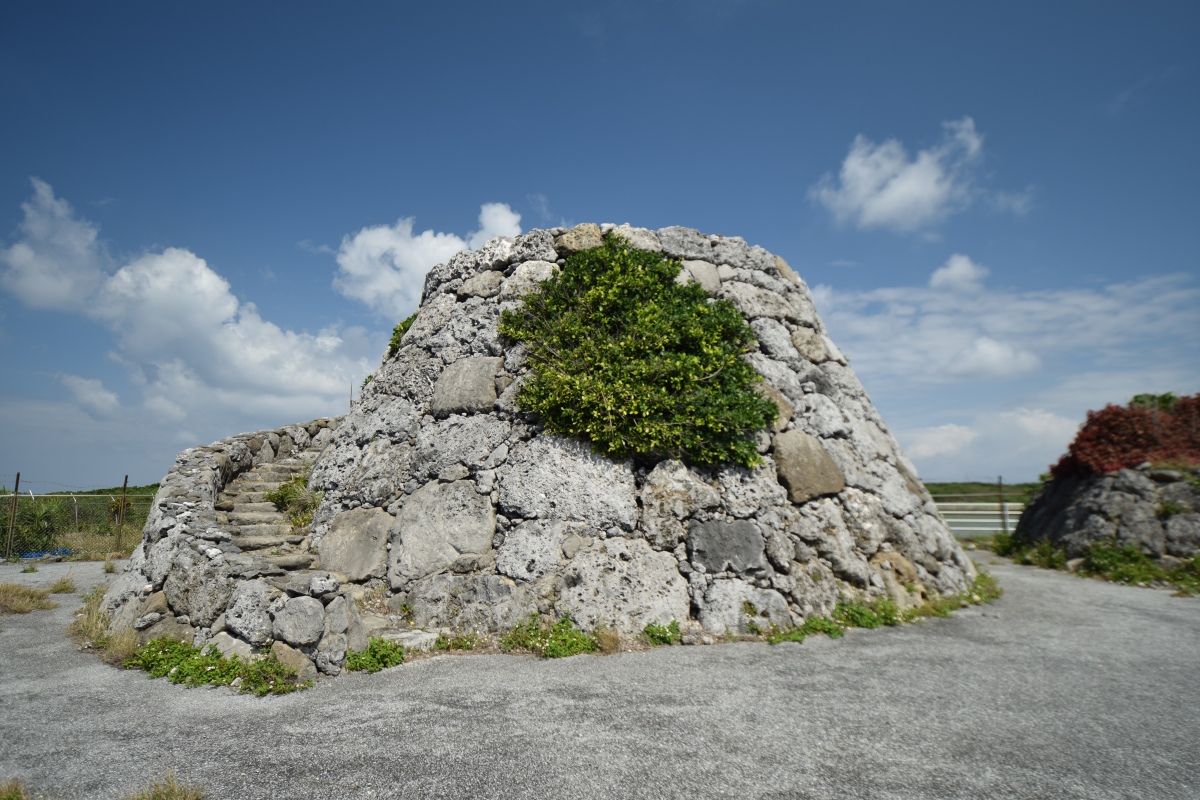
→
(2, 1, 1197, 490)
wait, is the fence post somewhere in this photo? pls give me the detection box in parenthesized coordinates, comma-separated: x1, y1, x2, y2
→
(116, 475, 129, 553)
(998, 475, 1009, 536)
(4, 472, 18, 560)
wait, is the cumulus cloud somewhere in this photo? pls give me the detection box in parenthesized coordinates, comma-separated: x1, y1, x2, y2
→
(334, 202, 522, 319)
(946, 337, 1041, 379)
(809, 118, 983, 232)
(929, 253, 989, 291)
(0, 178, 107, 309)
(0, 180, 376, 436)
(904, 423, 978, 459)
(57, 374, 121, 418)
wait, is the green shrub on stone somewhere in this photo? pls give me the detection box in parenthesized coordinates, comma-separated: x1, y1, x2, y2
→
(642, 619, 682, 646)
(386, 312, 418, 360)
(498, 235, 777, 468)
(500, 614, 598, 658)
(125, 637, 307, 696)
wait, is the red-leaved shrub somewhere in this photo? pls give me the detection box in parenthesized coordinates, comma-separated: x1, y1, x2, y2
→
(1050, 394, 1200, 478)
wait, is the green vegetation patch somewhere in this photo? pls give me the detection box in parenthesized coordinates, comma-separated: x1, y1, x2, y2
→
(386, 311, 419, 360)
(498, 234, 777, 468)
(126, 637, 308, 696)
(992, 535, 1200, 595)
(500, 614, 598, 658)
(433, 632, 479, 651)
(263, 471, 323, 529)
(641, 619, 682, 646)
(345, 636, 406, 673)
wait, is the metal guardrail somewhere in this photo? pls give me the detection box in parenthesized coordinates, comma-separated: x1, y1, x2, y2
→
(932, 496, 1025, 539)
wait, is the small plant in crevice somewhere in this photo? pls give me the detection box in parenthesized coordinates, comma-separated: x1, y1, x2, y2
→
(386, 311, 419, 360)
(498, 234, 777, 468)
(125, 637, 308, 695)
(345, 637, 406, 673)
(642, 620, 682, 646)
(433, 632, 479, 651)
(264, 470, 323, 530)
(500, 614, 598, 659)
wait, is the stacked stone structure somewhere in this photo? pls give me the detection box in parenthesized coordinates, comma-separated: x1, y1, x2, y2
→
(103, 223, 977, 677)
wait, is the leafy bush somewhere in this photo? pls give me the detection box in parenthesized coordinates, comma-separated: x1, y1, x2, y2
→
(345, 637, 405, 673)
(386, 312, 419, 360)
(498, 235, 777, 468)
(1051, 393, 1200, 478)
(500, 614, 598, 658)
(642, 620, 682, 646)
(125, 637, 308, 695)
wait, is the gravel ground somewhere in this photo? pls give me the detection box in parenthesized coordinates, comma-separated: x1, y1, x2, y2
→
(1, 554, 1198, 800)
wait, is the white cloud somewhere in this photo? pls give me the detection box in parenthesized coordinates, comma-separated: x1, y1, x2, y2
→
(57, 374, 120, 418)
(947, 337, 1041, 379)
(929, 253, 989, 291)
(0, 178, 107, 309)
(334, 203, 522, 319)
(904, 423, 978, 459)
(0, 180, 376, 440)
(809, 118, 983, 232)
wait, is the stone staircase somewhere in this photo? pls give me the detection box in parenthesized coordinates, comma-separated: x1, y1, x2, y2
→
(213, 444, 325, 570)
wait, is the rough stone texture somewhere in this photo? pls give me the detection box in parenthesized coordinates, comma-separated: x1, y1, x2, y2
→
(104, 225, 975, 678)
(271, 641, 319, 684)
(225, 580, 276, 647)
(429, 357, 503, 417)
(389, 480, 496, 587)
(688, 520, 768, 575)
(319, 507, 389, 582)
(773, 429, 846, 504)
(553, 223, 604, 254)
(557, 538, 690, 634)
(1015, 467, 1200, 559)
(272, 595, 325, 647)
(498, 436, 638, 531)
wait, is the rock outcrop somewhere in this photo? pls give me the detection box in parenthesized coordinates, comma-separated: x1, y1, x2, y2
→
(104, 223, 977, 678)
(1015, 467, 1200, 561)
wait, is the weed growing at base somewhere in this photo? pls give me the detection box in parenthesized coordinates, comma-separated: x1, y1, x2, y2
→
(991, 534, 1200, 595)
(122, 771, 206, 800)
(49, 574, 76, 593)
(433, 632, 479, 651)
(501, 614, 598, 658)
(0, 583, 56, 614)
(126, 637, 308, 696)
(263, 470, 323, 529)
(499, 234, 777, 468)
(767, 572, 1002, 645)
(642, 619, 682, 645)
(345, 637, 406, 672)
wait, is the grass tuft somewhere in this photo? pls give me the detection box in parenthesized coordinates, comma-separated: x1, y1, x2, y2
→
(500, 615, 598, 658)
(433, 632, 479, 652)
(0, 779, 31, 800)
(121, 771, 205, 800)
(345, 637, 406, 673)
(0, 583, 57, 615)
(125, 637, 308, 695)
(49, 574, 76, 594)
(641, 620, 682, 646)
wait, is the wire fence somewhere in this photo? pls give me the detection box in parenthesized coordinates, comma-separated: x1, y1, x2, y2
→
(2, 492, 154, 559)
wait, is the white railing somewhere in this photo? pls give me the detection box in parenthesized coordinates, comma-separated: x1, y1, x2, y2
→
(932, 497, 1025, 539)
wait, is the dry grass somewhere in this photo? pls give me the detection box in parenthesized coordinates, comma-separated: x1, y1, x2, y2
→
(594, 626, 623, 655)
(49, 574, 76, 594)
(68, 585, 137, 664)
(0, 778, 32, 800)
(0, 583, 57, 615)
(121, 771, 205, 800)
(104, 556, 117, 574)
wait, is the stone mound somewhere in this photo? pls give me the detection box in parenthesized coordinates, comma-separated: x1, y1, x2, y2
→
(1015, 467, 1200, 562)
(104, 223, 976, 678)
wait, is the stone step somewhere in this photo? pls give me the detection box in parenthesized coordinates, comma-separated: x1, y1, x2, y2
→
(226, 511, 289, 525)
(231, 523, 293, 538)
(227, 502, 278, 513)
(264, 552, 315, 570)
(232, 534, 289, 550)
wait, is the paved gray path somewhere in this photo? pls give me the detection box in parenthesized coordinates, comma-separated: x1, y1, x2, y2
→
(2, 555, 1198, 800)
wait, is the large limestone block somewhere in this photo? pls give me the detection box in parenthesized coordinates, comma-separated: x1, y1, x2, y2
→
(320, 507, 390, 582)
(496, 520, 582, 582)
(500, 260, 557, 299)
(407, 573, 539, 632)
(411, 414, 511, 479)
(224, 579, 276, 647)
(553, 223, 604, 254)
(162, 547, 231, 628)
(498, 436, 638, 531)
(773, 429, 846, 504)
(429, 357, 503, 416)
(756, 383, 794, 433)
(272, 596, 325, 647)
(271, 641, 319, 684)
(720, 281, 801, 323)
(657, 226, 712, 260)
(389, 480, 496, 587)
(457, 270, 504, 299)
(640, 460, 721, 549)
(687, 519, 767, 575)
(699, 578, 791, 635)
(610, 224, 661, 252)
(557, 538, 689, 634)
(679, 259, 721, 293)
